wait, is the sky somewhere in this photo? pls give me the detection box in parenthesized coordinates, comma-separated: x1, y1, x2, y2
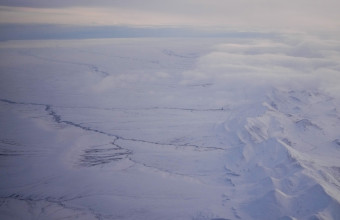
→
(1, 0, 340, 31)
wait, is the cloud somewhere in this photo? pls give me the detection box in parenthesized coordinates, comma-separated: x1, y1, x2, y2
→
(1, 0, 340, 31)
(180, 35, 340, 99)
(92, 71, 169, 93)
(0, 0, 101, 8)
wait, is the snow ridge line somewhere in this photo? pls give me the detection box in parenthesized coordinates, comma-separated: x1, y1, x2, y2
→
(0, 196, 102, 220)
(0, 98, 225, 152)
(149, 106, 229, 112)
(31, 103, 229, 113)
(222, 89, 340, 219)
(162, 49, 199, 59)
(70, 47, 163, 66)
(19, 50, 109, 77)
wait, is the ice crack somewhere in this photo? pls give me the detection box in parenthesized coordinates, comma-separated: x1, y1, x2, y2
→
(1, 98, 225, 168)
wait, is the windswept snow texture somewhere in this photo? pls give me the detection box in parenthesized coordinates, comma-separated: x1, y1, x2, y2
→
(1, 37, 340, 220)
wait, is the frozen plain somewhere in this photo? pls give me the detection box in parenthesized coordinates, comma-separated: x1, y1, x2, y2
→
(0, 35, 340, 220)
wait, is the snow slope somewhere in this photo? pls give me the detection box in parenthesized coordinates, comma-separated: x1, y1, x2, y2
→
(0, 36, 340, 219)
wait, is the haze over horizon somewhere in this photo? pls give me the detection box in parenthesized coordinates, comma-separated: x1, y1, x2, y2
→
(1, 0, 340, 33)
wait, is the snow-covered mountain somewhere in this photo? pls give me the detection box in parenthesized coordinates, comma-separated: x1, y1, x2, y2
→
(1, 36, 340, 219)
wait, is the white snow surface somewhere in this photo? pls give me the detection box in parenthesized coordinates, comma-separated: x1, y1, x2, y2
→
(1, 36, 340, 220)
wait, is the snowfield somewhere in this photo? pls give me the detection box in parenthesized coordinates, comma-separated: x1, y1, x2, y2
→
(1, 36, 340, 220)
